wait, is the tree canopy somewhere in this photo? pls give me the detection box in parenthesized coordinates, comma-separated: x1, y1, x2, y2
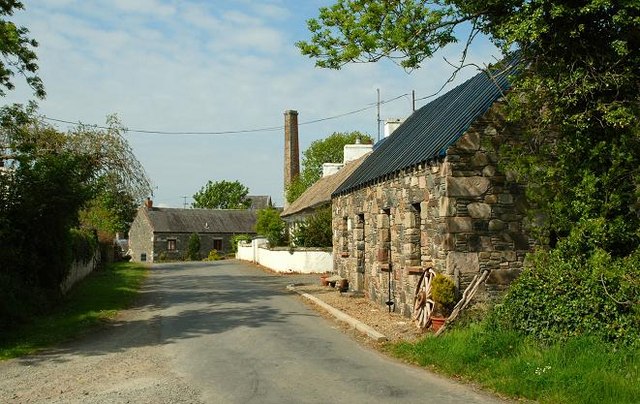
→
(0, 105, 151, 326)
(192, 179, 251, 209)
(286, 131, 372, 203)
(0, 0, 44, 98)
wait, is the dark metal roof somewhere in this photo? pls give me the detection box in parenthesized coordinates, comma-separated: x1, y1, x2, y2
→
(145, 207, 257, 234)
(333, 62, 516, 196)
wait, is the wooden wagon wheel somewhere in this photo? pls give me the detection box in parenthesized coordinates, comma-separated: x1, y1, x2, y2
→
(412, 267, 437, 329)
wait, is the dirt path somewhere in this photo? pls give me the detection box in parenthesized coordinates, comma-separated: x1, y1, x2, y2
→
(0, 288, 203, 403)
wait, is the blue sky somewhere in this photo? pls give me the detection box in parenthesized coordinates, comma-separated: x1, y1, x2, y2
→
(5, 0, 500, 207)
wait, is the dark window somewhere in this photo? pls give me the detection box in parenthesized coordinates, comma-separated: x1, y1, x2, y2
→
(341, 217, 349, 254)
(213, 239, 223, 251)
(410, 203, 422, 266)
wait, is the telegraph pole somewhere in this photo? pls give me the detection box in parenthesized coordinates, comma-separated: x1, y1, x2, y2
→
(377, 88, 381, 142)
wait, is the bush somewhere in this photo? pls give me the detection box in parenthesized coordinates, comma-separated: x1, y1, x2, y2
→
(491, 244, 640, 346)
(69, 228, 98, 264)
(204, 249, 222, 261)
(431, 274, 456, 316)
(187, 233, 201, 260)
(230, 234, 251, 253)
(291, 206, 332, 247)
(255, 207, 286, 247)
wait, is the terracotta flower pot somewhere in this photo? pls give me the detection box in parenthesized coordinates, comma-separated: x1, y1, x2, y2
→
(431, 316, 446, 332)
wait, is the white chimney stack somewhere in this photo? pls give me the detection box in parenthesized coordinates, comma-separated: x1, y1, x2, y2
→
(384, 118, 404, 138)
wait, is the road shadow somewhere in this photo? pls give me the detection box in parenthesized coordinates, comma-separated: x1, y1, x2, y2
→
(15, 261, 322, 366)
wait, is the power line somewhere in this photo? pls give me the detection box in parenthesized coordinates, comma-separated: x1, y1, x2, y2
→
(41, 92, 410, 136)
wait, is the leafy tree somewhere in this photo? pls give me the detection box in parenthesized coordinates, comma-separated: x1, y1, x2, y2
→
(187, 233, 201, 260)
(79, 183, 138, 241)
(255, 207, 286, 247)
(192, 179, 251, 209)
(0, 0, 44, 98)
(0, 105, 151, 326)
(300, 0, 640, 343)
(292, 206, 333, 247)
(286, 131, 372, 203)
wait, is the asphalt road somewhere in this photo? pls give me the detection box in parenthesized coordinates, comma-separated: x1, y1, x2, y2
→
(0, 260, 505, 403)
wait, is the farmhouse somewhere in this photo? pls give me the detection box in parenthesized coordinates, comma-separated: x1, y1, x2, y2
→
(332, 62, 534, 316)
(129, 199, 257, 262)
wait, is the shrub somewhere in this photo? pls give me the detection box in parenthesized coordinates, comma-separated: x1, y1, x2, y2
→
(187, 233, 201, 261)
(230, 234, 251, 253)
(69, 228, 98, 264)
(291, 206, 332, 247)
(491, 244, 640, 346)
(204, 249, 222, 261)
(255, 207, 286, 247)
(431, 274, 456, 316)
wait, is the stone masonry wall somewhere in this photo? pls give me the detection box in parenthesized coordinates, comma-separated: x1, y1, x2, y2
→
(332, 110, 534, 317)
(128, 208, 154, 262)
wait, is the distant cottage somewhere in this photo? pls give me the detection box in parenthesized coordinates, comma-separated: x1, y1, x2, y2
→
(332, 62, 533, 316)
(129, 199, 257, 262)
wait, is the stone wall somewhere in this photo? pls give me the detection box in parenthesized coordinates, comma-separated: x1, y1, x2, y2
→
(128, 208, 154, 262)
(153, 232, 237, 261)
(332, 112, 533, 316)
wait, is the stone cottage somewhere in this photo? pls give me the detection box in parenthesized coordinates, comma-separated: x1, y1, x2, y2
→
(129, 199, 257, 262)
(332, 63, 533, 316)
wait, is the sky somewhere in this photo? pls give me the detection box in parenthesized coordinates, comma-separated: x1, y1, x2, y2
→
(5, 0, 500, 208)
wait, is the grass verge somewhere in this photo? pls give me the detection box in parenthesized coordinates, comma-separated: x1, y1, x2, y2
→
(0, 261, 148, 360)
(389, 324, 639, 403)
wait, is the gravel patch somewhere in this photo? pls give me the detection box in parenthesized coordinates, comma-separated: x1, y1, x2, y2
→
(292, 282, 426, 345)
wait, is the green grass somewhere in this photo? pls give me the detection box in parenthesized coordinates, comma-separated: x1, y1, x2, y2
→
(0, 261, 148, 360)
(389, 324, 640, 403)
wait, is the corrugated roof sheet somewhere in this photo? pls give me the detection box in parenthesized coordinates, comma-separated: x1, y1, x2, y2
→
(145, 208, 257, 234)
(281, 153, 370, 219)
(334, 62, 516, 196)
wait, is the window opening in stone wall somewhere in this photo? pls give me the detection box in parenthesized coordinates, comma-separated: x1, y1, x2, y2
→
(409, 203, 422, 267)
(357, 213, 365, 273)
(341, 216, 349, 257)
(213, 239, 223, 251)
(167, 239, 176, 252)
(378, 208, 391, 264)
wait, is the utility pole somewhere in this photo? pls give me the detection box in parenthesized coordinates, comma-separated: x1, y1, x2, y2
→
(182, 195, 189, 209)
(377, 88, 381, 142)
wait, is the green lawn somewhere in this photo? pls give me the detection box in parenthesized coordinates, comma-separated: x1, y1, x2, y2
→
(0, 261, 148, 360)
(390, 324, 640, 403)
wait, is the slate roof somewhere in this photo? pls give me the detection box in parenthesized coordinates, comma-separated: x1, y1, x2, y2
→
(281, 153, 370, 219)
(334, 60, 517, 196)
(144, 208, 257, 234)
(247, 195, 272, 210)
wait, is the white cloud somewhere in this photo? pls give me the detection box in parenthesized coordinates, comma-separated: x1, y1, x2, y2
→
(3, 1, 500, 207)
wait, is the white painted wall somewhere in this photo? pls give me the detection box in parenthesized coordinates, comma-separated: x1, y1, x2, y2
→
(236, 238, 332, 273)
(61, 252, 100, 294)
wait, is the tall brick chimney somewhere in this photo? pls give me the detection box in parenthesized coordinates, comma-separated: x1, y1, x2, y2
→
(283, 110, 300, 208)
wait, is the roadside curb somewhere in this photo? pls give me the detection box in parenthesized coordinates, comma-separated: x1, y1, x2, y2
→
(287, 284, 388, 342)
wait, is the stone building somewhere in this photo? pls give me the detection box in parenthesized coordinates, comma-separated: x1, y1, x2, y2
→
(129, 199, 257, 262)
(332, 63, 533, 316)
